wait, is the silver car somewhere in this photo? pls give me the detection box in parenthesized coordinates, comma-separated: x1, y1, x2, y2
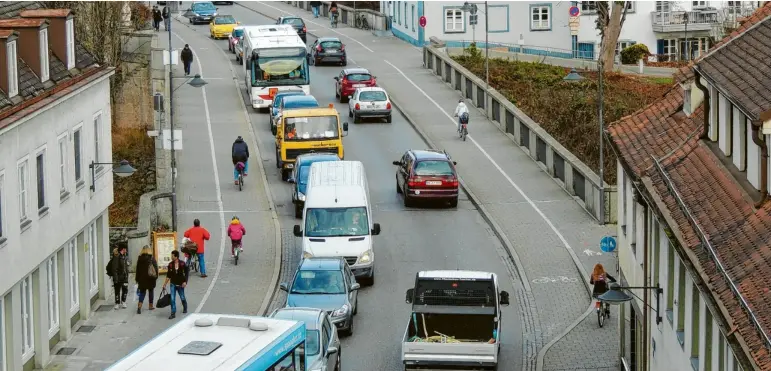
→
(347, 87, 392, 123)
(270, 307, 342, 371)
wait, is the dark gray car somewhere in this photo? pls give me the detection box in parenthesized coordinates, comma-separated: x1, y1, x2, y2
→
(270, 307, 342, 371)
(280, 257, 360, 336)
(277, 16, 307, 43)
(309, 37, 347, 66)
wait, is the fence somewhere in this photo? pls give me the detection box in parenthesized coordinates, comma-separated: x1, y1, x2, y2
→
(424, 45, 618, 224)
(284, 1, 389, 33)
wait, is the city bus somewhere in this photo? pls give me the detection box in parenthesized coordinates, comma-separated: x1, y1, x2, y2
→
(106, 314, 307, 370)
(243, 25, 310, 110)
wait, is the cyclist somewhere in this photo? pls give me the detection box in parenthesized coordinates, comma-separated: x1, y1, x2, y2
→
(329, 1, 339, 27)
(227, 216, 246, 258)
(453, 99, 469, 134)
(590, 263, 616, 316)
(231, 136, 249, 185)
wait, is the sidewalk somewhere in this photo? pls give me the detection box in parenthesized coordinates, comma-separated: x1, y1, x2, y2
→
(44, 19, 279, 370)
(244, 2, 618, 370)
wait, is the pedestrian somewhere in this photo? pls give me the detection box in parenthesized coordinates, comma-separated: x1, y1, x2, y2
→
(162, 5, 171, 31)
(183, 218, 210, 278)
(310, 1, 321, 18)
(135, 245, 159, 314)
(181, 44, 194, 76)
(152, 6, 162, 32)
(106, 246, 130, 310)
(161, 250, 188, 319)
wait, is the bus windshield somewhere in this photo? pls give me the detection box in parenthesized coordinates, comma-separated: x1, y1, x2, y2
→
(284, 116, 339, 141)
(251, 47, 309, 87)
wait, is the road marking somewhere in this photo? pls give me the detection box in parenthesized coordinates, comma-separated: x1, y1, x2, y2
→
(179, 210, 264, 214)
(252, 1, 374, 53)
(531, 276, 579, 284)
(383, 60, 588, 280)
(171, 30, 228, 314)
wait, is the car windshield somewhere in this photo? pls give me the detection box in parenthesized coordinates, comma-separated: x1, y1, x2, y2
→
(283, 18, 305, 26)
(346, 73, 372, 82)
(233, 29, 244, 37)
(215, 16, 235, 24)
(284, 116, 339, 141)
(291, 270, 346, 294)
(320, 41, 342, 49)
(414, 160, 454, 176)
(305, 207, 369, 237)
(359, 91, 387, 102)
(192, 2, 215, 11)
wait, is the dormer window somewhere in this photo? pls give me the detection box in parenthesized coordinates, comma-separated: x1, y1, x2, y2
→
(65, 18, 74, 70)
(683, 86, 692, 116)
(6, 40, 17, 98)
(39, 28, 49, 82)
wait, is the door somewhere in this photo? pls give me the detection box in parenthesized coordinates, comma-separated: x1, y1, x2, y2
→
(345, 265, 357, 307)
(577, 42, 594, 60)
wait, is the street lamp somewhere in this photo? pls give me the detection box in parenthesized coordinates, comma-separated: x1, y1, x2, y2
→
(188, 74, 208, 88)
(461, 1, 489, 93)
(89, 160, 137, 191)
(598, 282, 664, 324)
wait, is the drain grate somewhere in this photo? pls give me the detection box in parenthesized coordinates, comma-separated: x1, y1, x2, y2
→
(57, 347, 77, 355)
(77, 325, 96, 333)
(97, 305, 114, 312)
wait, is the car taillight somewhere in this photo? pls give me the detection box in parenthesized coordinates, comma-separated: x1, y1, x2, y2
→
(342, 78, 348, 85)
(386, 102, 391, 109)
(302, 26, 307, 32)
(408, 177, 424, 187)
(355, 103, 360, 110)
(447, 178, 459, 187)
(340, 44, 345, 51)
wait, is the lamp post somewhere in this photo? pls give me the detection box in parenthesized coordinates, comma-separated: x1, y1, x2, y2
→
(598, 282, 664, 325)
(89, 160, 137, 192)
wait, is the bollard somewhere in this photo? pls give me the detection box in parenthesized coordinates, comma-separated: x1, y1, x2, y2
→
(639, 59, 644, 74)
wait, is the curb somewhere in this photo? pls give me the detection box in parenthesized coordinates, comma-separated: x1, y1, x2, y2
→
(535, 306, 593, 371)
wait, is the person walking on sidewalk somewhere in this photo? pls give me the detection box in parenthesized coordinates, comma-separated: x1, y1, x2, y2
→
(232, 135, 250, 184)
(181, 44, 194, 76)
(106, 246, 130, 310)
(184, 219, 211, 277)
(162, 250, 189, 319)
(310, 1, 321, 18)
(135, 246, 159, 314)
(152, 6, 162, 32)
(162, 5, 171, 31)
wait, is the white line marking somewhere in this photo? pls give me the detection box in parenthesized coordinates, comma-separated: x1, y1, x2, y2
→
(171, 31, 228, 314)
(254, 1, 374, 53)
(179, 210, 264, 214)
(383, 60, 582, 271)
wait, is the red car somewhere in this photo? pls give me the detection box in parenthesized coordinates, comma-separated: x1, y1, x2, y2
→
(334, 68, 377, 103)
(393, 149, 459, 208)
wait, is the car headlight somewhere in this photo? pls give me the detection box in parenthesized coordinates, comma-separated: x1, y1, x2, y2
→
(332, 304, 349, 317)
(303, 251, 313, 258)
(255, 99, 264, 104)
(298, 192, 306, 201)
(358, 249, 372, 264)
(193, 12, 200, 16)
(213, 12, 218, 17)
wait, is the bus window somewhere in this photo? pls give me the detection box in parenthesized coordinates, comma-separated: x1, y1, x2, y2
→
(271, 343, 305, 371)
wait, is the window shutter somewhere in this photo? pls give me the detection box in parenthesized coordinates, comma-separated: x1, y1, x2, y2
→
(657, 39, 665, 55)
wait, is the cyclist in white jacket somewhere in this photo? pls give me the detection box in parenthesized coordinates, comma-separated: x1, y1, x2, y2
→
(454, 99, 469, 133)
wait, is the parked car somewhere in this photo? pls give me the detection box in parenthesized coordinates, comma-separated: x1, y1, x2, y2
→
(270, 307, 342, 371)
(209, 14, 238, 39)
(188, 1, 217, 24)
(393, 149, 459, 208)
(280, 257, 360, 336)
(273, 95, 320, 135)
(347, 87, 392, 123)
(334, 68, 376, 103)
(235, 37, 245, 64)
(288, 152, 341, 218)
(277, 15, 307, 43)
(228, 26, 244, 53)
(309, 37, 346, 66)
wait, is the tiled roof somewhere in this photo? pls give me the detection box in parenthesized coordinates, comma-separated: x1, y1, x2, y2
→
(710, 2, 771, 52)
(0, 1, 40, 19)
(17, 58, 44, 98)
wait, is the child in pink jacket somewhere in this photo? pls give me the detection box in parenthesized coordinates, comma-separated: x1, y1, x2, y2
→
(227, 216, 246, 257)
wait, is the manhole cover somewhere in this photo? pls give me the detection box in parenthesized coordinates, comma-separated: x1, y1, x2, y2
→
(96, 305, 114, 312)
(57, 347, 77, 355)
(77, 325, 96, 333)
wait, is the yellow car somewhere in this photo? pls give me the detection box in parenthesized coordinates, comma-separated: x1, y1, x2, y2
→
(209, 15, 239, 39)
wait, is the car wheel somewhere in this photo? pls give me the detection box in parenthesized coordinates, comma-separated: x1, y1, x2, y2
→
(315, 58, 321, 66)
(343, 317, 354, 336)
(386, 114, 392, 123)
(352, 113, 359, 123)
(281, 169, 289, 182)
(396, 178, 402, 194)
(335, 354, 341, 371)
(449, 197, 458, 208)
(342, 60, 347, 66)
(341, 95, 349, 103)
(294, 203, 302, 219)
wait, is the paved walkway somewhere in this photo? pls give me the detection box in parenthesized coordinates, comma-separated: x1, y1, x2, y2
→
(44, 19, 280, 370)
(245, 2, 619, 371)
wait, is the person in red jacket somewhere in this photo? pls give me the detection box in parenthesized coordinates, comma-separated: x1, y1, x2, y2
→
(227, 216, 246, 258)
(183, 219, 211, 278)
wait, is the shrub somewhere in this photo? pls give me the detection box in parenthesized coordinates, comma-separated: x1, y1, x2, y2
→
(620, 43, 650, 65)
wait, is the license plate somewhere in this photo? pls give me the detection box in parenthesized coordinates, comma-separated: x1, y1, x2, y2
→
(327, 49, 337, 53)
(354, 84, 365, 87)
(426, 181, 442, 186)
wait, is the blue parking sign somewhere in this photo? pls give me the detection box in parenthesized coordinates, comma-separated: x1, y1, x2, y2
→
(600, 236, 617, 253)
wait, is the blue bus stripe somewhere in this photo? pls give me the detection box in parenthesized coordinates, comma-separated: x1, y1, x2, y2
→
(238, 322, 306, 370)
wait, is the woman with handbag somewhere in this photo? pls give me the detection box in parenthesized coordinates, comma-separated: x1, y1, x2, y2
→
(135, 246, 159, 314)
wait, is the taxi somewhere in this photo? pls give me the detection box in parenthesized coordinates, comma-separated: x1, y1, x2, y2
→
(209, 14, 239, 39)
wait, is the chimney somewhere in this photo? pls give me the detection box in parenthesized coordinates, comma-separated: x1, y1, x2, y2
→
(0, 29, 19, 99)
(0, 18, 50, 83)
(20, 9, 74, 70)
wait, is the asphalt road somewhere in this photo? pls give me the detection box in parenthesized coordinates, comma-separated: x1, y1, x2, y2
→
(176, 5, 525, 370)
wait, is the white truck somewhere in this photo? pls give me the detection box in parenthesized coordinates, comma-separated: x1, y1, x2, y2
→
(402, 270, 511, 370)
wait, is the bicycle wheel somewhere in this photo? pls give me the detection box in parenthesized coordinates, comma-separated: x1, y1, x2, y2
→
(234, 247, 239, 265)
(238, 174, 243, 191)
(598, 305, 606, 327)
(462, 127, 467, 141)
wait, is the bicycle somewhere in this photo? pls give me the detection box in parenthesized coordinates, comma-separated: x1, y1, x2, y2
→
(235, 162, 245, 191)
(596, 299, 611, 327)
(355, 13, 370, 30)
(459, 121, 468, 141)
(232, 239, 243, 265)
(330, 11, 339, 28)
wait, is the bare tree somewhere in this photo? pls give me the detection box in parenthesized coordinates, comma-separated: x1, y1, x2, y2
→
(595, 1, 630, 69)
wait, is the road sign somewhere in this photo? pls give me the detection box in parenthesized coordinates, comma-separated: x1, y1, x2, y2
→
(600, 236, 617, 253)
(469, 13, 478, 25)
(419, 15, 426, 28)
(569, 16, 580, 36)
(569, 6, 580, 17)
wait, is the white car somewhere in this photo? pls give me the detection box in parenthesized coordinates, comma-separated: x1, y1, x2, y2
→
(347, 87, 392, 124)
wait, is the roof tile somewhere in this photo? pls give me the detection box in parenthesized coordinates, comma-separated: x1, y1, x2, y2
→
(49, 49, 69, 82)
(0, 29, 15, 38)
(0, 1, 40, 19)
(17, 58, 44, 98)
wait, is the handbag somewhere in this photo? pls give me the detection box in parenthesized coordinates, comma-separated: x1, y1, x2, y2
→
(156, 288, 171, 308)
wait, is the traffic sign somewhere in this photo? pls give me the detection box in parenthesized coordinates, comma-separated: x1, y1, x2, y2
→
(600, 236, 617, 253)
(569, 6, 580, 17)
(419, 15, 426, 28)
(569, 16, 580, 36)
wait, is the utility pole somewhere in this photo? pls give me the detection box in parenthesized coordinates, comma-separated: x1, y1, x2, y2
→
(598, 61, 605, 225)
(168, 11, 178, 232)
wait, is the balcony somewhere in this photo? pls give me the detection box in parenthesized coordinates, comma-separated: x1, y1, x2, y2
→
(651, 10, 720, 33)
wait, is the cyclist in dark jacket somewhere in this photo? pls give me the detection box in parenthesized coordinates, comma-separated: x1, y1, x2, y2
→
(232, 136, 250, 183)
(590, 263, 616, 298)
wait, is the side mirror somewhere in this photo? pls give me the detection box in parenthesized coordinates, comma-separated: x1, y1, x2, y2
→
(343, 122, 349, 131)
(288, 177, 295, 183)
(293, 225, 302, 237)
(350, 283, 361, 291)
(327, 346, 338, 355)
(280, 283, 289, 292)
(392, 160, 401, 166)
(499, 290, 510, 306)
(371, 223, 381, 236)
(405, 288, 414, 304)
(333, 77, 339, 81)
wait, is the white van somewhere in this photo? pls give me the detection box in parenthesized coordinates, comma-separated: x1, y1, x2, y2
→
(293, 161, 380, 285)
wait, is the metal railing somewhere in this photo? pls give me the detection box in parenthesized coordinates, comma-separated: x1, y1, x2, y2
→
(651, 10, 720, 25)
(651, 156, 771, 351)
(444, 40, 589, 60)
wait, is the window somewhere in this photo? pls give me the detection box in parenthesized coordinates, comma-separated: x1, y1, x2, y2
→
(36, 151, 46, 211)
(68, 239, 79, 313)
(677, 260, 687, 345)
(17, 159, 29, 221)
(656, 1, 671, 13)
(73, 127, 82, 183)
(58, 135, 68, 195)
(6, 41, 17, 98)
(663, 39, 677, 57)
(652, 219, 661, 287)
(693, 1, 707, 7)
(581, 1, 597, 13)
(684, 87, 693, 115)
(47, 256, 60, 335)
(704, 309, 713, 371)
(690, 284, 700, 369)
(20, 275, 34, 360)
(530, 5, 551, 30)
(93, 113, 102, 165)
(444, 8, 463, 32)
(625, 1, 635, 12)
(65, 19, 75, 70)
(88, 222, 99, 294)
(666, 242, 675, 322)
(0, 172, 4, 242)
(618, 41, 635, 52)
(39, 29, 49, 82)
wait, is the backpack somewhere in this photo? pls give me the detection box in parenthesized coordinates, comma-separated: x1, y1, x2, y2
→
(460, 112, 470, 124)
(147, 260, 158, 279)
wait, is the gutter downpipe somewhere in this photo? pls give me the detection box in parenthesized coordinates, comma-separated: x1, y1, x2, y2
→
(694, 72, 711, 140)
(642, 203, 650, 371)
